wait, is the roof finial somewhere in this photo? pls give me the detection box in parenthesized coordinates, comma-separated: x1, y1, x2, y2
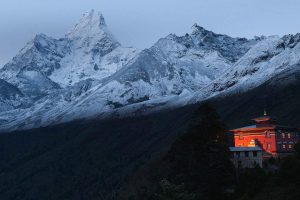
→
(264, 109, 267, 116)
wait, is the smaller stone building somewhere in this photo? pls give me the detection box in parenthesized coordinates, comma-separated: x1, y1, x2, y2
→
(229, 146, 263, 168)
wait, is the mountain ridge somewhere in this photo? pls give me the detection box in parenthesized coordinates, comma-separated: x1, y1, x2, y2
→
(1, 10, 300, 133)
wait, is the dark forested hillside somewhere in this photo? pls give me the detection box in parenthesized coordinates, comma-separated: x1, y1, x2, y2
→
(117, 69, 300, 200)
(1, 67, 300, 199)
(212, 66, 300, 129)
(118, 104, 235, 200)
(0, 108, 193, 200)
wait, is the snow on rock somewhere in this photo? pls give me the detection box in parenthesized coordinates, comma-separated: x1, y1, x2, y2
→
(190, 34, 300, 103)
(0, 79, 26, 112)
(49, 9, 139, 87)
(2, 11, 300, 132)
(0, 10, 138, 112)
(0, 20, 255, 132)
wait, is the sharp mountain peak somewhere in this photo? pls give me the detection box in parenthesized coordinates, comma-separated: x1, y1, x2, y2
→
(65, 10, 117, 42)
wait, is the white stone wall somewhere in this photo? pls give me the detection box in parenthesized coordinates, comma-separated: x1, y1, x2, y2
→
(231, 151, 263, 168)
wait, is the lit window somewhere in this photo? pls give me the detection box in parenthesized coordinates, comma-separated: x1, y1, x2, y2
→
(283, 144, 286, 149)
(288, 133, 291, 139)
(266, 143, 271, 149)
(239, 134, 244, 140)
(289, 144, 292, 149)
(282, 133, 285, 139)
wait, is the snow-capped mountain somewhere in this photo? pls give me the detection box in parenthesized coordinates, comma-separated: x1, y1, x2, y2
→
(81, 24, 257, 110)
(1, 10, 300, 132)
(190, 33, 300, 102)
(0, 10, 137, 97)
(51, 10, 138, 87)
(0, 10, 139, 125)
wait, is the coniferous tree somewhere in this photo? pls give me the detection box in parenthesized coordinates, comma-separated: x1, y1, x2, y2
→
(164, 103, 235, 200)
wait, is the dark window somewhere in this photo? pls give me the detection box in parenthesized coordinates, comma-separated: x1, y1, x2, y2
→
(294, 132, 298, 137)
(236, 152, 240, 158)
(245, 151, 249, 157)
(238, 161, 242, 168)
(239, 134, 244, 140)
(265, 131, 271, 138)
(253, 151, 258, 157)
(276, 130, 281, 136)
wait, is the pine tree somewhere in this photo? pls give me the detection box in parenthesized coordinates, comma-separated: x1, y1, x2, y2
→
(164, 103, 235, 200)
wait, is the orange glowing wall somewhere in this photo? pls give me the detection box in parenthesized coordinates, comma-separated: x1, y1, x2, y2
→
(233, 128, 277, 154)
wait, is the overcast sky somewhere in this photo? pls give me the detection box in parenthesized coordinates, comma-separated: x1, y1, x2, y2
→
(1, 0, 300, 65)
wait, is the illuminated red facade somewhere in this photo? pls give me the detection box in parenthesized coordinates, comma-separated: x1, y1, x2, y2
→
(231, 114, 300, 156)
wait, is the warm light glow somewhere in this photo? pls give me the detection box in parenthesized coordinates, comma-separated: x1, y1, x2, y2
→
(231, 115, 299, 155)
